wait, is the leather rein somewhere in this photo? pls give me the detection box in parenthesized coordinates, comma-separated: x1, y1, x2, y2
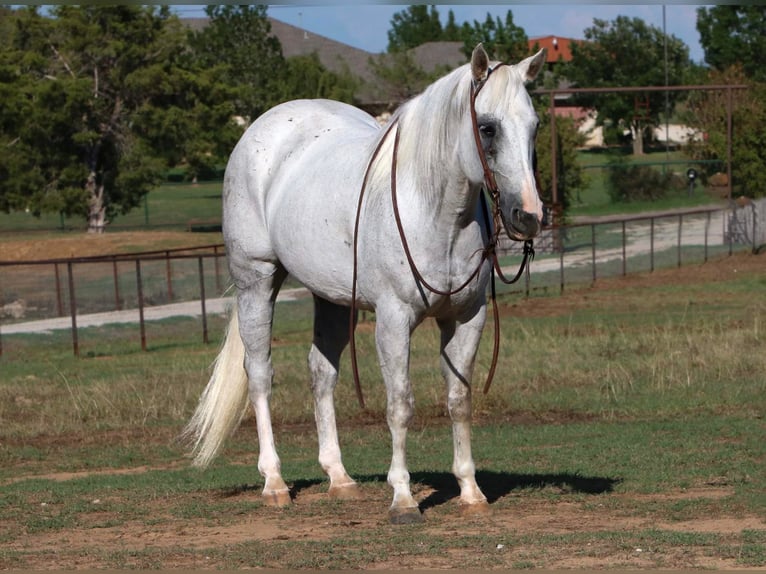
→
(349, 63, 535, 409)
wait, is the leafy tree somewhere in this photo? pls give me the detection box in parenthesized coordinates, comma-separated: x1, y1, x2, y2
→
(278, 53, 359, 103)
(368, 49, 443, 103)
(533, 101, 587, 215)
(189, 5, 284, 121)
(685, 65, 766, 199)
(697, 6, 766, 82)
(0, 6, 199, 232)
(443, 10, 461, 42)
(566, 16, 691, 155)
(387, 5, 444, 52)
(459, 11, 528, 63)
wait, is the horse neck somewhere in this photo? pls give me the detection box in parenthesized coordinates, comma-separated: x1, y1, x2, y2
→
(393, 75, 481, 233)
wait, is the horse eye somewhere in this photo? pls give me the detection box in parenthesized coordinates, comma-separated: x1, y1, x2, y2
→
(479, 124, 496, 138)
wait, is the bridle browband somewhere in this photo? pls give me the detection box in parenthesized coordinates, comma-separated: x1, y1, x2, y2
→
(348, 62, 536, 409)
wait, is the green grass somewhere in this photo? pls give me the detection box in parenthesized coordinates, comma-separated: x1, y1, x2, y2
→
(569, 148, 726, 217)
(1, 253, 764, 568)
(0, 181, 223, 233)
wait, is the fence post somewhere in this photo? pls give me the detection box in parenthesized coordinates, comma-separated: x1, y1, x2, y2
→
(728, 204, 734, 256)
(752, 204, 758, 254)
(54, 263, 65, 316)
(559, 242, 565, 294)
(590, 223, 597, 285)
(704, 211, 710, 263)
(214, 245, 222, 294)
(136, 259, 147, 352)
(165, 251, 174, 302)
(677, 214, 683, 268)
(621, 220, 627, 276)
(67, 261, 79, 357)
(198, 256, 209, 345)
(650, 218, 655, 272)
(112, 258, 122, 310)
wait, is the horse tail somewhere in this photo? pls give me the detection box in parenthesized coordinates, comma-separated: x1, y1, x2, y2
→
(183, 307, 250, 469)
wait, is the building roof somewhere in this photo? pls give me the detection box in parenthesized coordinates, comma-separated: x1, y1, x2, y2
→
(182, 16, 578, 109)
(528, 35, 580, 63)
(409, 41, 465, 73)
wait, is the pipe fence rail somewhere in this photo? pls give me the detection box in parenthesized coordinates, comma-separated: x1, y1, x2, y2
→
(1, 202, 762, 358)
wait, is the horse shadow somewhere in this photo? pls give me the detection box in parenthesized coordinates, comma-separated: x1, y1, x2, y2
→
(411, 470, 620, 511)
(220, 470, 620, 509)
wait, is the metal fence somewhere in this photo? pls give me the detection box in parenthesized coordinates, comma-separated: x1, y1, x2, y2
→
(1, 202, 763, 357)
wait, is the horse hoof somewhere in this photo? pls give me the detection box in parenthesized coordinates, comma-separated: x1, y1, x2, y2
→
(328, 483, 363, 500)
(459, 500, 491, 517)
(389, 506, 423, 525)
(262, 489, 292, 507)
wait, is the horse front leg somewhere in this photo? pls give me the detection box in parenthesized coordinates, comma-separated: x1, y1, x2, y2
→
(375, 305, 422, 524)
(438, 306, 490, 514)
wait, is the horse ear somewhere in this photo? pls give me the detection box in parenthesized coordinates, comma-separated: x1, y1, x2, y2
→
(517, 48, 547, 83)
(471, 43, 490, 83)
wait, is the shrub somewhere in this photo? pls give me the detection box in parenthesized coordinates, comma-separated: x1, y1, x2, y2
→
(606, 154, 683, 203)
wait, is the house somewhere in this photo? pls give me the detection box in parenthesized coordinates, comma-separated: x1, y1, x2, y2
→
(528, 35, 580, 68)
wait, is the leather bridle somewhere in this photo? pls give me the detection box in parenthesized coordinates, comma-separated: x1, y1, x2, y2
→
(348, 63, 536, 408)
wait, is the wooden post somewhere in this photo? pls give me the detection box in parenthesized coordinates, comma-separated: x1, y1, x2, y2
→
(198, 256, 209, 344)
(67, 261, 79, 357)
(136, 259, 146, 352)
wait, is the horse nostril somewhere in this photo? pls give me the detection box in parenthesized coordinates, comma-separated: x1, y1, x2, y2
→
(511, 208, 540, 236)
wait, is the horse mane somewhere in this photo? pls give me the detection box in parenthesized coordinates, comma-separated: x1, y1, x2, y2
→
(367, 60, 524, 203)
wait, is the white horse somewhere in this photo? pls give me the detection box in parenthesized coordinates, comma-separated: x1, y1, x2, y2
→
(184, 45, 545, 524)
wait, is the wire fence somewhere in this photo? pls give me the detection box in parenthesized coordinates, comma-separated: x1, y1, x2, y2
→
(1, 201, 762, 357)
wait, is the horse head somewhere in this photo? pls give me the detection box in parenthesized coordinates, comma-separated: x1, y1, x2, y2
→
(464, 44, 546, 241)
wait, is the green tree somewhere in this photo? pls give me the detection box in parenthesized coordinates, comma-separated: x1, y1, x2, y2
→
(369, 49, 441, 103)
(697, 6, 766, 82)
(0, 6, 197, 232)
(459, 11, 528, 63)
(278, 53, 359, 103)
(686, 65, 766, 199)
(189, 5, 284, 121)
(566, 16, 691, 155)
(387, 5, 444, 52)
(533, 101, 587, 214)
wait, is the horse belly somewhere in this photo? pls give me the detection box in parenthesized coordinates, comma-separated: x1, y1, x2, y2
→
(224, 100, 378, 305)
(266, 138, 371, 306)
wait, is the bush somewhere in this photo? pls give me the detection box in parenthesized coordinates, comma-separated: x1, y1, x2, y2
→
(606, 154, 683, 203)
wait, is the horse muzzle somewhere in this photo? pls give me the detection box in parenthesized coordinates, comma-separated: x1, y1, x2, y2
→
(505, 207, 541, 240)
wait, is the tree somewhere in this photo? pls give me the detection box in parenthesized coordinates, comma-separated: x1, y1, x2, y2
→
(0, 6, 197, 232)
(566, 16, 691, 155)
(685, 65, 766, 199)
(533, 101, 587, 214)
(369, 50, 441, 103)
(278, 53, 359, 103)
(459, 11, 528, 63)
(189, 5, 284, 121)
(697, 6, 766, 82)
(387, 5, 444, 52)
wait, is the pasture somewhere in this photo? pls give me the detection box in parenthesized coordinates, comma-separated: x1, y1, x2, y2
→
(1, 251, 764, 569)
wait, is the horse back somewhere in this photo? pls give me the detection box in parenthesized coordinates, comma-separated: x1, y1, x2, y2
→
(223, 99, 380, 299)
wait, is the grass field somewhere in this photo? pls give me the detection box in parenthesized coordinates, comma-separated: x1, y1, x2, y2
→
(0, 148, 728, 237)
(1, 251, 764, 569)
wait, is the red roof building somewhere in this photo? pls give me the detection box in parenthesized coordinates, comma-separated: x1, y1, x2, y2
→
(528, 35, 580, 64)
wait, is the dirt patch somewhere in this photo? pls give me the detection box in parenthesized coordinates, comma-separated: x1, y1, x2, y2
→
(0, 231, 222, 262)
(5, 475, 763, 570)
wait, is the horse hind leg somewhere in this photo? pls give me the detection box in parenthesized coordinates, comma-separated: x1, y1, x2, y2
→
(309, 297, 362, 500)
(237, 261, 292, 506)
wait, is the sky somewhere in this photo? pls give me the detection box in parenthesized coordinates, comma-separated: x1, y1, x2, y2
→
(172, 4, 710, 64)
